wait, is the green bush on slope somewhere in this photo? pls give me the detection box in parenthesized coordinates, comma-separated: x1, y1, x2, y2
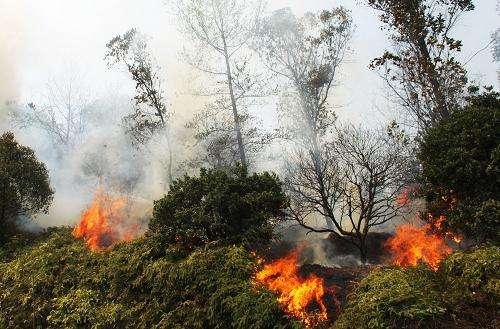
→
(150, 166, 289, 251)
(0, 228, 298, 329)
(334, 246, 500, 329)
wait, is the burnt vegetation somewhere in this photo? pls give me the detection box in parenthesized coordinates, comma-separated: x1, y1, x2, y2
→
(0, 0, 499, 328)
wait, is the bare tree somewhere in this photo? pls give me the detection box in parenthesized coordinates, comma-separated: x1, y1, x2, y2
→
(256, 8, 413, 262)
(368, 0, 474, 132)
(494, 27, 500, 85)
(287, 126, 414, 263)
(175, 0, 265, 168)
(12, 71, 92, 155)
(105, 29, 174, 184)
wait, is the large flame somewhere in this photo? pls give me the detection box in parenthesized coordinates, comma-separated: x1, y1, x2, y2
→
(73, 188, 139, 251)
(385, 223, 452, 271)
(255, 250, 329, 326)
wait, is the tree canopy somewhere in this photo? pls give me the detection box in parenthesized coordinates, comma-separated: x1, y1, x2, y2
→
(419, 89, 500, 242)
(149, 166, 289, 250)
(0, 132, 53, 244)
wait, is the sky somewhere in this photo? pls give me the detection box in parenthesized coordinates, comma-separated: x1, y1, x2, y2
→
(1, 0, 499, 126)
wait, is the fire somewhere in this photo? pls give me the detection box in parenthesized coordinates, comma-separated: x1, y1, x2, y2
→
(385, 223, 452, 271)
(254, 250, 329, 326)
(395, 185, 418, 206)
(431, 215, 462, 243)
(73, 188, 140, 251)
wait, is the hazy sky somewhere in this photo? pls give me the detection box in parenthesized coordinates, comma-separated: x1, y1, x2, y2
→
(1, 0, 499, 125)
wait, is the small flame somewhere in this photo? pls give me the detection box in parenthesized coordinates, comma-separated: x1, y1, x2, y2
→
(431, 215, 462, 243)
(385, 223, 452, 271)
(73, 188, 140, 251)
(255, 250, 329, 326)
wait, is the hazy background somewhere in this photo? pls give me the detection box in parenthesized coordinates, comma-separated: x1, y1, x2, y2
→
(0, 0, 498, 229)
(1, 0, 498, 121)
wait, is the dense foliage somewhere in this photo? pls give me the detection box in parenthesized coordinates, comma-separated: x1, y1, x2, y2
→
(0, 132, 53, 244)
(150, 166, 288, 251)
(418, 91, 500, 242)
(334, 245, 500, 329)
(0, 228, 298, 329)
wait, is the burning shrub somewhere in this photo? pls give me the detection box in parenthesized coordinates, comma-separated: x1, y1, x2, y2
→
(255, 249, 333, 327)
(418, 91, 500, 243)
(385, 223, 453, 271)
(0, 228, 297, 328)
(150, 166, 288, 250)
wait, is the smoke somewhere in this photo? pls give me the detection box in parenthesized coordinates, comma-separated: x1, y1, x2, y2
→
(0, 0, 25, 120)
(276, 223, 363, 268)
(0, 0, 208, 231)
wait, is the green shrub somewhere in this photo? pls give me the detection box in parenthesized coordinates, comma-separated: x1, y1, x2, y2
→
(440, 245, 500, 303)
(334, 246, 500, 329)
(150, 166, 289, 251)
(333, 267, 444, 329)
(0, 228, 297, 329)
(0, 132, 54, 244)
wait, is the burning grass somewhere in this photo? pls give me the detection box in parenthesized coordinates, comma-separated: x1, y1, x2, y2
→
(334, 245, 500, 329)
(0, 229, 295, 328)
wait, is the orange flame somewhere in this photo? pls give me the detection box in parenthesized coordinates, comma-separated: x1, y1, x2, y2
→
(73, 188, 139, 251)
(255, 250, 329, 326)
(431, 215, 462, 243)
(385, 223, 452, 271)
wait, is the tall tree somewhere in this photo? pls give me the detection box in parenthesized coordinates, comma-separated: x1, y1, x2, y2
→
(256, 7, 352, 159)
(258, 8, 414, 262)
(185, 97, 271, 169)
(175, 0, 264, 168)
(105, 29, 174, 184)
(368, 0, 474, 132)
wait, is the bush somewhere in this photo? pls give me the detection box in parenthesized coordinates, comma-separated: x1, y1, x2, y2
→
(334, 246, 500, 329)
(333, 267, 444, 329)
(0, 228, 297, 329)
(440, 245, 500, 305)
(0, 132, 53, 244)
(418, 91, 499, 242)
(150, 166, 289, 251)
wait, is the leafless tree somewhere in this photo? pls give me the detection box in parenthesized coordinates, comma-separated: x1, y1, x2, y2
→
(175, 0, 265, 168)
(105, 29, 174, 184)
(256, 8, 414, 262)
(286, 126, 414, 263)
(12, 71, 93, 155)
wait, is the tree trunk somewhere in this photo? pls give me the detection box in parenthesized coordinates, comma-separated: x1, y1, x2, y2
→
(416, 35, 449, 124)
(166, 134, 173, 185)
(359, 237, 368, 265)
(222, 39, 247, 168)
